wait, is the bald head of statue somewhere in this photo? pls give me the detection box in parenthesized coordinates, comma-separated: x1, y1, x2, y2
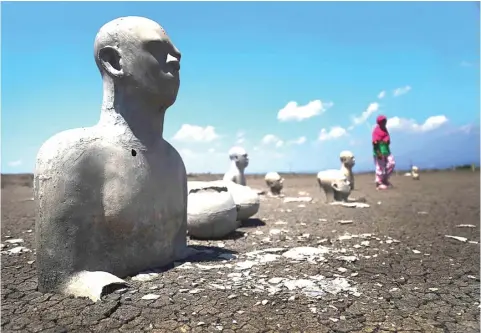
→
(94, 16, 181, 110)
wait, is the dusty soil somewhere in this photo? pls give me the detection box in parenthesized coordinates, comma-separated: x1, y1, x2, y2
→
(1, 171, 480, 333)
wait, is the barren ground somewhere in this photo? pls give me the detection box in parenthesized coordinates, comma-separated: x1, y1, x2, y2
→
(1, 171, 480, 333)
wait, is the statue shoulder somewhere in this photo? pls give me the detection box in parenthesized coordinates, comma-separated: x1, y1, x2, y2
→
(35, 127, 101, 173)
(223, 171, 235, 182)
(164, 141, 187, 176)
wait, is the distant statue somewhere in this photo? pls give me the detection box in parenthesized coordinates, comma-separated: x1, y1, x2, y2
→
(223, 146, 249, 186)
(34, 16, 187, 300)
(317, 151, 356, 203)
(411, 166, 420, 180)
(265, 172, 284, 196)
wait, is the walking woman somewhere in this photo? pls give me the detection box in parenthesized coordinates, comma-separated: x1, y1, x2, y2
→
(372, 115, 395, 190)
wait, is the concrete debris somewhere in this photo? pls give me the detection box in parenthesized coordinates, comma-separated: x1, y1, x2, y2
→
(2, 246, 31, 255)
(131, 272, 159, 282)
(282, 247, 330, 261)
(337, 255, 358, 263)
(330, 202, 370, 208)
(141, 294, 160, 300)
(5, 238, 24, 244)
(445, 235, 468, 242)
(283, 196, 313, 203)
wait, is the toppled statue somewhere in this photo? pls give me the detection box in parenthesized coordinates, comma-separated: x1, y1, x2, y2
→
(317, 150, 356, 203)
(223, 146, 249, 185)
(187, 181, 239, 239)
(226, 181, 260, 221)
(265, 172, 284, 196)
(34, 16, 187, 301)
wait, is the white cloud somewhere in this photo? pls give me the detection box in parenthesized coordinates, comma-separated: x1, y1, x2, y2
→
(387, 115, 448, 132)
(352, 102, 380, 125)
(172, 124, 219, 142)
(288, 136, 307, 145)
(378, 90, 386, 99)
(178, 148, 197, 159)
(460, 61, 474, 67)
(277, 100, 333, 122)
(236, 131, 245, 144)
(7, 160, 22, 167)
(261, 134, 284, 148)
(318, 126, 347, 141)
(457, 124, 475, 134)
(393, 85, 412, 97)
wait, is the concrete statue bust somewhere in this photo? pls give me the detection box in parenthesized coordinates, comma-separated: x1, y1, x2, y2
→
(223, 146, 249, 186)
(265, 172, 284, 196)
(34, 16, 187, 301)
(316, 151, 356, 203)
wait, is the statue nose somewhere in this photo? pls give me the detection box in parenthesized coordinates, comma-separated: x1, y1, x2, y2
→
(166, 53, 180, 71)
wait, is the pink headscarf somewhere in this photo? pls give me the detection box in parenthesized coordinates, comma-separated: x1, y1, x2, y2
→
(372, 115, 390, 143)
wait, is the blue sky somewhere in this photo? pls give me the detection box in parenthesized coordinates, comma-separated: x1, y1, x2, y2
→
(2, 1, 480, 174)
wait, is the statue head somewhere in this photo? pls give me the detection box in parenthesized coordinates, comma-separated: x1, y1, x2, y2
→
(331, 178, 351, 199)
(228, 146, 249, 169)
(340, 150, 355, 168)
(265, 172, 284, 194)
(94, 16, 181, 109)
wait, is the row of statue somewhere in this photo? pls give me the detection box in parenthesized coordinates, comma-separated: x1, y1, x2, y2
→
(32, 16, 418, 302)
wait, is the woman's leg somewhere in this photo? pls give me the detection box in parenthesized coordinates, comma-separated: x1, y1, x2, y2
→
(374, 157, 386, 187)
(384, 154, 396, 184)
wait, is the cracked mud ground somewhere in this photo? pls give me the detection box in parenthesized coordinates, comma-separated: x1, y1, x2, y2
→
(2, 172, 480, 333)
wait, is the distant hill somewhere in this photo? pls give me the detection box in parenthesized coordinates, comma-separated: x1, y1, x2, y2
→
(392, 125, 480, 170)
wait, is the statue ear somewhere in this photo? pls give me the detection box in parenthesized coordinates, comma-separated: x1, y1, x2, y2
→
(98, 46, 124, 77)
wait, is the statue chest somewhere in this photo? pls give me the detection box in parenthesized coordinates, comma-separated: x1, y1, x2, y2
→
(101, 148, 186, 225)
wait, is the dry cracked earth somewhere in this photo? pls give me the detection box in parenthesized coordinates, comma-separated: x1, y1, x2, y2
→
(1, 171, 480, 333)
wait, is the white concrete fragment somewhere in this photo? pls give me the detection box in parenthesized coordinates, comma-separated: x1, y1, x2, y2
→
(330, 202, 370, 208)
(337, 255, 358, 263)
(282, 247, 330, 261)
(5, 239, 24, 244)
(445, 235, 468, 242)
(131, 272, 159, 282)
(235, 261, 256, 270)
(62, 271, 128, 302)
(141, 294, 161, 300)
(283, 196, 312, 203)
(3, 246, 31, 255)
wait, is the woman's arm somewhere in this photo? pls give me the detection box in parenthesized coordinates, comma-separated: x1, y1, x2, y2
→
(373, 141, 382, 158)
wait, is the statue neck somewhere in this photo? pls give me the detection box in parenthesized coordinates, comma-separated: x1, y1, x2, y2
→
(230, 161, 245, 173)
(341, 164, 353, 177)
(97, 80, 166, 147)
